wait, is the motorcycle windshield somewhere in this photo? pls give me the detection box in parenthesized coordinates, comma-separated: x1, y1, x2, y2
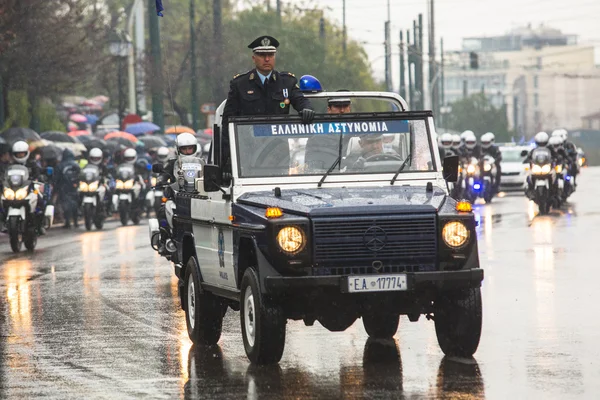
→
(532, 148, 551, 164)
(82, 165, 100, 182)
(117, 165, 135, 180)
(174, 156, 205, 187)
(5, 165, 29, 188)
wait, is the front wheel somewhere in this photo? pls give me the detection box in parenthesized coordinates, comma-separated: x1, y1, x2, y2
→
(434, 288, 482, 357)
(119, 202, 129, 226)
(24, 225, 37, 251)
(8, 216, 22, 253)
(84, 203, 94, 231)
(240, 268, 286, 364)
(362, 313, 400, 338)
(184, 257, 225, 345)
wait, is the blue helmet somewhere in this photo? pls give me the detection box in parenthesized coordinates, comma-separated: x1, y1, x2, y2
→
(299, 75, 323, 93)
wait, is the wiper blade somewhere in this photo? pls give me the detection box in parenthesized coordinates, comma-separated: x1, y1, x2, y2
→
(390, 152, 412, 185)
(317, 156, 341, 188)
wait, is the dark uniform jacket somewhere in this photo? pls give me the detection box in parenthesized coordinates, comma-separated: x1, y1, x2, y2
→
(221, 69, 313, 166)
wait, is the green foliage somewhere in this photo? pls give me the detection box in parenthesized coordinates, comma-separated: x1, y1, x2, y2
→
(445, 93, 511, 141)
(3, 91, 30, 130)
(37, 101, 67, 132)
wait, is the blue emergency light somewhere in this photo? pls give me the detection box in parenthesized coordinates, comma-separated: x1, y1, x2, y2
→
(473, 183, 482, 191)
(299, 75, 323, 93)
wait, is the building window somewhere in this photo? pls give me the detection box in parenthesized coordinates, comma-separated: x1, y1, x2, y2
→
(533, 75, 538, 89)
(534, 93, 539, 108)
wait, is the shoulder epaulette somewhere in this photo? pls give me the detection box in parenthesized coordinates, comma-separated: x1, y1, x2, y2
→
(280, 71, 296, 78)
(232, 70, 252, 80)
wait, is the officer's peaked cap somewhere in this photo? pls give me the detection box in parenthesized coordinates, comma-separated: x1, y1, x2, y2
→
(249, 36, 279, 53)
(328, 89, 352, 106)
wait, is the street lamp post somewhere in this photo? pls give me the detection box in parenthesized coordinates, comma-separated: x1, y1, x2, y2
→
(109, 31, 131, 130)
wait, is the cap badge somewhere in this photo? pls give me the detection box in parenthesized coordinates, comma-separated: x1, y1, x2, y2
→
(261, 37, 271, 46)
(247, 90, 254, 94)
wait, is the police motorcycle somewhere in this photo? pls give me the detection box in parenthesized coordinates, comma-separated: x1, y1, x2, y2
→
(480, 154, 497, 203)
(524, 147, 557, 215)
(112, 149, 145, 226)
(1, 165, 54, 252)
(145, 147, 170, 217)
(462, 157, 480, 203)
(78, 164, 107, 230)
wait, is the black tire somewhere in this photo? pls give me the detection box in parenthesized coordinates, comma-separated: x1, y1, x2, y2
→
(362, 313, 400, 339)
(84, 203, 94, 231)
(538, 200, 550, 215)
(184, 257, 225, 345)
(119, 203, 129, 226)
(24, 226, 37, 251)
(8, 216, 22, 253)
(240, 268, 286, 364)
(131, 210, 141, 225)
(94, 216, 104, 230)
(434, 287, 482, 357)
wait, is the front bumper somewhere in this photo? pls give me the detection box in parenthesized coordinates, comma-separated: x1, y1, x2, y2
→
(264, 268, 484, 294)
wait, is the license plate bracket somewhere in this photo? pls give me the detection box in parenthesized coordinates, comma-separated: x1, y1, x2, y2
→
(346, 274, 408, 293)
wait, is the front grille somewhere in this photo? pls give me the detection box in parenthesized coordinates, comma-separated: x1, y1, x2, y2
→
(502, 172, 520, 176)
(313, 264, 435, 276)
(312, 214, 437, 267)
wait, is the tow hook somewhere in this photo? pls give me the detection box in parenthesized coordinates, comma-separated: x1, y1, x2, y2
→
(425, 313, 435, 321)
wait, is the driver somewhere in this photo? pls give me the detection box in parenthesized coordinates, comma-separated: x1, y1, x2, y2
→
(343, 133, 400, 169)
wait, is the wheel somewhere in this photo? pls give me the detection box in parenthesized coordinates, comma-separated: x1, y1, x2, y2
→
(94, 216, 104, 230)
(240, 268, 286, 364)
(434, 288, 482, 357)
(119, 203, 129, 226)
(84, 203, 94, 231)
(362, 313, 399, 338)
(131, 210, 141, 225)
(24, 226, 37, 251)
(184, 256, 225, 345)
(538, 200, 550, 215)
(8, 216, 22, 253)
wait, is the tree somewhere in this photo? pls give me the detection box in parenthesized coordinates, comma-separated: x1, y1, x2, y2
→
(445, 93, 511, 141)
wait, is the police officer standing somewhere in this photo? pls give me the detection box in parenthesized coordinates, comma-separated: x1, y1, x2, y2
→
(221, 36, 314, 159)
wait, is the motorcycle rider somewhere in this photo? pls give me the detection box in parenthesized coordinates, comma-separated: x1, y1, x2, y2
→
(451, 134, 463, 157)
(11, 141, 42, 181)
(438, 133, 456, 159)
(552, 129, 578, 185)
(156, 147, 170, 165)
(463, 132, 482, 159)
(480, 132, 502, 192)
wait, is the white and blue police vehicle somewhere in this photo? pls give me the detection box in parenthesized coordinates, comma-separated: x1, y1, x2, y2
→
(149, 86, 483, 365)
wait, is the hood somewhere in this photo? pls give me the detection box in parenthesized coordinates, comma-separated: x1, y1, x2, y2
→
(500, 161, 526, 173)
(237, 185, 447, 216)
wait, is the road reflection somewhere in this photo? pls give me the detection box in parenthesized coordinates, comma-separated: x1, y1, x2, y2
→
(434, 357, 485, 398)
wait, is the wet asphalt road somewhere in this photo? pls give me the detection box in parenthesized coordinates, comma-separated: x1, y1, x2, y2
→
(1, 168, 599, 399)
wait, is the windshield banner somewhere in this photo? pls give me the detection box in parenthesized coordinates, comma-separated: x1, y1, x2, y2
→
(252, 120, 409, 137)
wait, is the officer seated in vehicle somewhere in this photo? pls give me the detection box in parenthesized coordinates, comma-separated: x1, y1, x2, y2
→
(342, 133, 401, 172)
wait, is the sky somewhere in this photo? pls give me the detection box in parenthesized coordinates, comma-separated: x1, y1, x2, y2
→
(300, 0, 600, 86)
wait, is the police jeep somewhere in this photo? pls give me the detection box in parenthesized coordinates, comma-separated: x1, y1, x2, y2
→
(149, 89, 483, 365)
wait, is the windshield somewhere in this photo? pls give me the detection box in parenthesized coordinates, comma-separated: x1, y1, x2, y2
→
(234, 116, 435, 178)
(501, 148, 527, 163)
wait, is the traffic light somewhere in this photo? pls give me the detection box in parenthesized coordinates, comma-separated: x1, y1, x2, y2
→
(469, 52, 479, 69)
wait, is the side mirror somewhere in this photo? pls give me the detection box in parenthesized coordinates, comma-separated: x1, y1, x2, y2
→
(442, 155, 459, 183)
(152, 163, 164, 173)
(203, 164, 222, 192)
(520, 150, 529, 157)
(46, 166, 54, 177)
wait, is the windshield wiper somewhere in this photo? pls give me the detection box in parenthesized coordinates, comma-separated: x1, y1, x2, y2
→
(390, 152, 412, 185)
(317, 130, 344, 188)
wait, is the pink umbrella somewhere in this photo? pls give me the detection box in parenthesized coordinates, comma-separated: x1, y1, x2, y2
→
(91, 95, 109, 104)
(82, 99, 100, 107)
(69, 113, 88, 123)
(68, 130, 90, 137)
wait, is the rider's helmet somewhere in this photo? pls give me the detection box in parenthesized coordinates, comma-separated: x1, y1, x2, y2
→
(460, 130, 474, 144)
(439, 133, 453, 149)
(89, 147, 103, 165)
(123, 148, 137, 164)
(176, 133, 198, 156)
(552, 129, 568, 141)
(480, 133, 493, 149)
(548, 136, 563, 150)
(451, 134, 462, 149)
(464, 132, 477, 149)
(485, 132, 496, 144)
(534, 131, 549, 147)
(156, 146, 170, 163)
(11, 141, 30, 164)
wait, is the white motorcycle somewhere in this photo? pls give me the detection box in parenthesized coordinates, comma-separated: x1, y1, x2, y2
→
(112, 164, 144, 226)
(79, 164, 107, 231)
(1, 165, 54, 252)
(145, 174, 163, 218)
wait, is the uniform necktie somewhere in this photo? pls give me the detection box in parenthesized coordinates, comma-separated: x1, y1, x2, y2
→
(263, 77, 269, 90)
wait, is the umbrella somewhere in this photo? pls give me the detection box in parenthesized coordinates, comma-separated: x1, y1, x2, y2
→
(91, 95, 109, 104)
(138, 135, 167, 149)
(166, 126, 195, 134)
(105, 131, 138, 143)
(68, 130, 90, 137)
(106, 136, 136, 148)
(69, 113, 88, 123)
(124, 122, 160, 135)
(41, 131, 78, 143)
(0, 136, 9, 153)
(78, 136, 107, 151)
(1, 127, 43, 146)
(52, 141, 87, 157)
(86, 114, 99, 125)
(202, 128, 213, 135)
(39, 144, 64, 162)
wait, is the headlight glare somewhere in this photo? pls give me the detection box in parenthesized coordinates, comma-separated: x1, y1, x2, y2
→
(276, 226, 305, 254)
(483, 163, 491, 172)
(124, 179, 134, 189)
(116, 180, 124, 189)
(151, 177, 157, 187)
(442, 221, 470, 248)
(79, 182, 89, 192)
(88, 181, 99, 192)
(15, 187, 29, 200)
(541, 164, 551, 174)
(467, 164, 476, 174)
(3, 188, 15, 200)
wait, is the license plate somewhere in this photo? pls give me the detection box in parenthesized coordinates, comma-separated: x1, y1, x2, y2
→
(347, 274, 407, 293)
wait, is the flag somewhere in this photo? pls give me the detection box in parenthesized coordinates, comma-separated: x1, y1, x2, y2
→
(156, 0, 164, 16)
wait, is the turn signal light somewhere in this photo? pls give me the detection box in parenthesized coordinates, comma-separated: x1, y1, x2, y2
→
(456, 201, 472, 212)
(161, 197, 167, 203)
(265, 207, 283, 218)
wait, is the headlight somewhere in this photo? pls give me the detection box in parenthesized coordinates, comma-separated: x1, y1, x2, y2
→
(276, 226, 306, 254)
(541, 164, 551, 174)
(531, 165, 541, 174)
(116, 180, 124, 189)
(124, 179, 134, 189)
(531, 164, 551, 174)
(88, 181, 99, 192)
(15, 187, 29, 200)
(467, 164, 476, 174)
(79, 182, 89, 192)
(483, 163, 491, 172)
(442, 221, 470, 248)
(151, 177, 157, 187)
(555, 165, 562, 173)
(3, 188, 15, 200)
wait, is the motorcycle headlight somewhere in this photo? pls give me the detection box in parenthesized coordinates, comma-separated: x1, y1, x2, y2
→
(467, 164, 476, 174)
(116, 180, 124, 189)
(79, 182, 89, 192)
(3, 188, 15, 200)
(151, 177, 157, 187)
(15, 187, 29, 200)
(541, 164, 551, 174)
(555, 165, 562, 173)
(124, 179, 135, 189)
(531, 165, 542, 174)
(276, 226, 306, 254)
(442, 221, 470, 249)
(88, 181, 99, 192)
(483, 163, 491, 172)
